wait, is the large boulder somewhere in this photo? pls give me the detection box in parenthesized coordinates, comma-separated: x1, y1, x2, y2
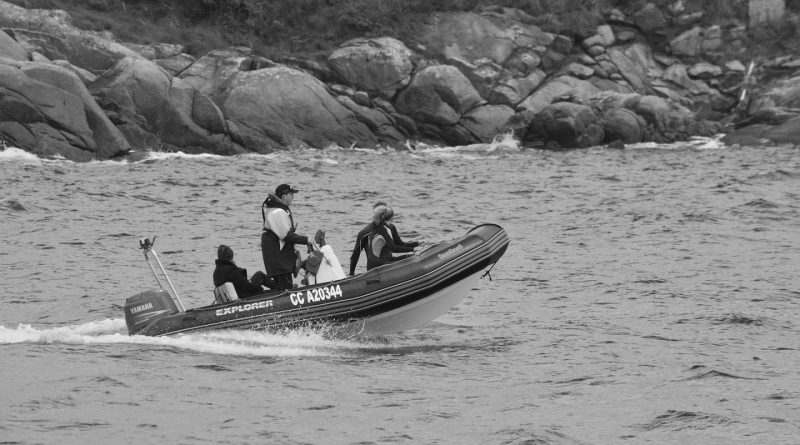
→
(724, 116, 800, 146)
(603, 108, 646, 143)
(489, 69, 547, 106)
(418, 11, 552, 66)
(669, 27, 704, 57)
(0, 1, 142, 71)
(215, 66, 377, 151)
(527, 102, 604, 148)
(335, 95, 406, 145)
(328, 37, 414, 98)
(632, 3, 667, 34)
(517, 75, 602, 114)
(607, 44, 653, 93)
(394, 64, 484, 126)
(0, 59, 130, 160)
(459, 104, 515, 142)
(90, 56, 242, 154)
(0, 29, 27, 60)
(750, 75, 800, 111)
(178, 48, 275, 97)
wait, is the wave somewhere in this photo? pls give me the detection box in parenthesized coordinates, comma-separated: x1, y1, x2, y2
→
(683, 365, 759, 381)
(411, 132, 522, 158)
(748, 169, 799, 181)
(0, 319, 388, 358)
(637, 409, 736, 431)
(741, 198, 781, 209)
(1, 198, 27, 211)
(712, 313, 765, 326)
(140, 150, 225, 162)
(0, 146, 43, 163)
(627, 134, 727, 151)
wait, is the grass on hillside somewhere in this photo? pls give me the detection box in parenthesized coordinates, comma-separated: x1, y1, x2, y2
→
(3, 0, 640, 57)
(5, 0, 795, 61)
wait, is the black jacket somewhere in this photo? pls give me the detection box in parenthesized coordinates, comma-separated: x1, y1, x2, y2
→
(350, 222, 418, 275)
(364, 223, 415, 271)
(213, 260, 264, 299)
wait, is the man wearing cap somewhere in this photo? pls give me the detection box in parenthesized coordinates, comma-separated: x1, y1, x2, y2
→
(261, 184, 312, 290)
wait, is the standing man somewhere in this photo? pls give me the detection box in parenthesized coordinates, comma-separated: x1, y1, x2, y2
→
(261, 184, 312, 290)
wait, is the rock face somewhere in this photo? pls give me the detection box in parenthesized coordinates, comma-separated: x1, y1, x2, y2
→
(0, 2, 142, 72)
(328, 37, 414, 98)
(90, 56, 241, 155)
(0, 59, 130, 160)
(395, 64, 484, 126)
(214, 66, 376, 151)
(0, 1, 796, 159)
(528, 102, 605, 148)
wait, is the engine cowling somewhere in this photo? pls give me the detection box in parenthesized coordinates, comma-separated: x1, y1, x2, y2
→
(124, 289, 178, 335)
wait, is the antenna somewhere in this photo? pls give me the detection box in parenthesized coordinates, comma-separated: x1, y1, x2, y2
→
(139, 237, 186, 312)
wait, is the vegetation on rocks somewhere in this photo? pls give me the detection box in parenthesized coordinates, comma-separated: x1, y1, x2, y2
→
(9, 0, 796, 59)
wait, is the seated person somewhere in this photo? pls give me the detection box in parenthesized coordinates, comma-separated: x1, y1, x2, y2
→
(350, 202, 419, 275)
(213, 245, 275, 299)
(364, 206, 416, 271)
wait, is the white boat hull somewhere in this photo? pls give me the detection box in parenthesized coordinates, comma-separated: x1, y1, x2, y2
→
(352, 269, 484, 336)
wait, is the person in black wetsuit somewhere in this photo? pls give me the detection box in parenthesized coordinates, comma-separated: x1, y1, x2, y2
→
(349, 202, 419, 275)
(213, 245, 275, 299)
(364, 206, 417, 271)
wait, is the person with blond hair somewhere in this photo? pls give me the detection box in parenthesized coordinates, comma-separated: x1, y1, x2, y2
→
(348, 202, 419, 275)
(363, 205, 417, 271)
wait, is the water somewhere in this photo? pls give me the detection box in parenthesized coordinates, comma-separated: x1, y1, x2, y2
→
(1, 138, 799, 444)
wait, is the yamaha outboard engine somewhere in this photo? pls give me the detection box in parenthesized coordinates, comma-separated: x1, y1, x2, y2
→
(124, 289, 178, 335)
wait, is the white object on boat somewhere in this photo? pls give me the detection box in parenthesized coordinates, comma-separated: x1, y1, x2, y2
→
(213, 282, 239, 304)
(306, 245, 346, 285)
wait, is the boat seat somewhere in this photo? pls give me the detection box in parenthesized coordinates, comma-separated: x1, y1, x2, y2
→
(213, 282, 239, 305)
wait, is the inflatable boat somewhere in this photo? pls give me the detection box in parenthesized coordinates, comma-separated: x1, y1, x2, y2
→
(124, 224, 509, 337)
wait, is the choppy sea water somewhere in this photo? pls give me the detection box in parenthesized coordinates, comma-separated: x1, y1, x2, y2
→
(1, 137, 799, 444)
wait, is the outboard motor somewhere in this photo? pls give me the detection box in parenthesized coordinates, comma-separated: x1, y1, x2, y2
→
(124, 289, 178, 335)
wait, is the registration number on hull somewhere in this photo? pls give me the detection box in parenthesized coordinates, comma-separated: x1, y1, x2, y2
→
(290, 285, 343, 306)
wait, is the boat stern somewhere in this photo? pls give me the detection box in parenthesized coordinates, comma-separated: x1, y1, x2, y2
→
(124, 289, 179, 335)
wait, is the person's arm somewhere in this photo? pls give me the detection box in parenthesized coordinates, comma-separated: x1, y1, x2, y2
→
(349, 225, 372, 275)
(381, 225, 414, 254)
(349, 236, 362, 276)
(284, 230, 309, 246)
(389, 223, 419, 248)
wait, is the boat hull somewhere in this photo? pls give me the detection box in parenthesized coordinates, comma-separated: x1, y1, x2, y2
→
(125, 224, 509, 337)
(352, 269, 484, 336)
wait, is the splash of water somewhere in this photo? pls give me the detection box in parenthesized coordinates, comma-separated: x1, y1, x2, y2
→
(0, 146, 42, 163)
(0, 319, 384, 357)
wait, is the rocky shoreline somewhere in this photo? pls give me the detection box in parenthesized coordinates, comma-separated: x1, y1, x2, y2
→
(0, 1, 798, 161)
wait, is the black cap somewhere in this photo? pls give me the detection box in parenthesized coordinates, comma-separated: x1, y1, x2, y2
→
(275, 184, 299, 196)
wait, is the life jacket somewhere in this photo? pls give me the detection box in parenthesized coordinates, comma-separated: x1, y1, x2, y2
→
(262, 195, 297, 240)
(364, 224, 393, 270)
(261, 194, 299, 276)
